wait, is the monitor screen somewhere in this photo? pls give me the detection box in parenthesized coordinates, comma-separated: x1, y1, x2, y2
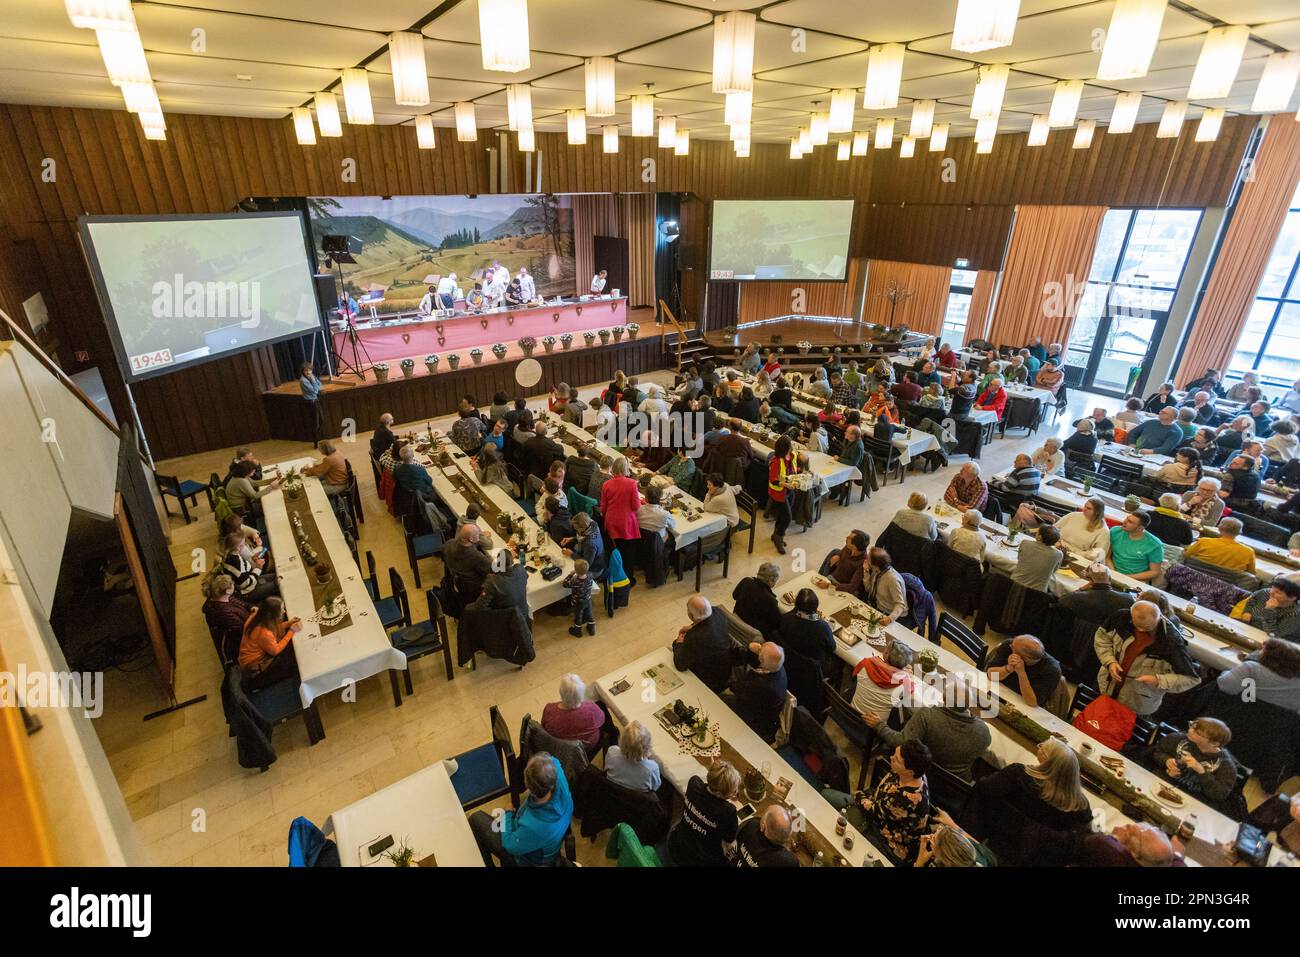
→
(709, 199, 855, 281)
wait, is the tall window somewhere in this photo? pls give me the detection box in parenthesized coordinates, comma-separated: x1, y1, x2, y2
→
(1227, 182, 1300, 387)
(1067, 207, 1202, 395)
(941, 269, 978, 346)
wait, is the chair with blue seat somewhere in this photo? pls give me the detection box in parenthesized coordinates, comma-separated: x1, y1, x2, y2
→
(403, 511, 444, 589)
(448, 705, 522, 811)
(387, 588, 455, 706)
(364, 551, 408, 631)
(287, 816, 340, 867)
(155, 471, 212, 524)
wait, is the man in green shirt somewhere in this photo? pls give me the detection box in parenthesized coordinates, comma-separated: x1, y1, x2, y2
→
(1108, 511, 1164, 582)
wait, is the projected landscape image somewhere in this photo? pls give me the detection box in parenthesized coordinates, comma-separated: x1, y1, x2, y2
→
(308, 194, 576, 314)
(710, 199, 854, 281)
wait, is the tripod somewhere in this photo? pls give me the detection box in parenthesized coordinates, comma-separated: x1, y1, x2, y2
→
(328, 258, 374, 380)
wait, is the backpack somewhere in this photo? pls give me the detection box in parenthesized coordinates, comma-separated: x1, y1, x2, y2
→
(1072, 695, 1137, 752)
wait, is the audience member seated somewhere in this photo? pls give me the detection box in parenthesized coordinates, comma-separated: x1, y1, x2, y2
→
(1073, 822, 1180, 867)
(541, 674, 605, 755)
(370, 413, 396, 459)
(1055, 497, 1110, 560)
(1094, 601, 1200, 717)
(225, 459, 282, 516)
(863, 547, 908, 625)
(673, 595, 733, 693)
(945, 463, 989, 512)
(950, 372, 978, 417)
(1059, 563, 1135, 622)
(201, 572, 251, 662)
(732, 563, 782, 639)
(668, 760, 741, 866)
(540, 494, 575, 546)
(892, 491, 938, 540)
(1151, 717, 1238, 808)
(1146, 495, 1194, 547)
(636, 485, 676, 541)
(1035, 360, 1065, 397)
(850, 640, 916, 717)
(222, 531, 278, 603)
(1108, 512, 1164, 582)
(1083, 407, 1116, 440)
(605, 720, 663, 792)
(1217, 637, 1300, 710)
(1128, 407, 1183, 456)
(732, 387, 761, 424)
(1265, 420, 1299, 464)
(1153, 448, 1202, 488)
(1221, 455, 1261, 509)
(1183, 517, 1256, 577)
(996, 453, 1042, 498)
(1031, 437, 1064, 476)
(1227, 371, 1261, 404)
(1143, 382, 1178, 414)
(1186, 368, 1226, 398)
(864, 674, 992, 785)
(1181, 390, 1217, 425)
(1180, 478, 1225, 526)
(986, 635, 1062, 709)
(237, 596, 300, 690)
(775, 589, 836, 670)
(657, 448, 697, 489)
(733, 805, 798, 868)
(891, 371, 923, 405)
(728, 641, 788, 743)
(975, 377, 1007, 420)
(1114, 397, 1144, 429)
(826, 530, 868, 592)
(949, 509, 987, 562)
(443, 523, 494, 600)
(450, 401, 487, 454)
(469, 752, 573, 867)
(822, 741, 933, 865)
(1012, 524, 1063, 593)
(701, 473, 740, 527)
(393, 445, 434, 499)
(1230, 579, 1300, 641)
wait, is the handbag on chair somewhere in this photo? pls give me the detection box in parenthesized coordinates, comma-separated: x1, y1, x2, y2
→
(1072, 694, 1136, 752)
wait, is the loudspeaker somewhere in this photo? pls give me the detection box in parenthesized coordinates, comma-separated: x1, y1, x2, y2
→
(321, 234, 349, 254)
(313, 273, 337, 316)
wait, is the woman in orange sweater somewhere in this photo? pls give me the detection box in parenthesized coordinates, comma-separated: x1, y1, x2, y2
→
(238, 597, 302, 690)
(768, 435, 798, 555)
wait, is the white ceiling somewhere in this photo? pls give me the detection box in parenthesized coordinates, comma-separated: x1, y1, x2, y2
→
(1, 0, 1297, 143)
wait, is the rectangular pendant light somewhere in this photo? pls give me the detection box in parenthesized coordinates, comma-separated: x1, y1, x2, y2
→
(730, 122, 750, 143)
(712, 11, 756, 94)
(631, 95, 654, 136)
(507, 83, 533, 131)
(1048, 79, 1084, 127)
(1097, 0, 1167, 81)
(909, 99, 935, 138)
(1027, 114, 1049, 146)
(602, 125, 619, 153)
(951, 0, 1020, 53)
(863, 43, 905, 110)
(66, 0, 136, 31)
(929, 123, 949, 151)
(975, 116, 998, 143)
(96, 28, 150, 85)
(725, 90, 752, 127)
(388, 32, 429, 106)
(567, 109, 586, 145)
(342, 69, 374, 125)
(1188, 25, 1249, 100)
(899, 135, 916, 158)
(454, 101, 477, 141)
(142, 124, 166, 141)
(1108, 91, 1141, 134)
(674, 129, 690, 156)
(1156, 100, 1186, 138)
(797, 126, 811, 154)
(810, 111, 830, 146)
(138, 110, 164, 133)
(976, 137, 993, 154)
(837, 140, 850, 161)
(1253, 52, 1300, 113)
(852, 130, 870, 155)
(657, 115, 676, 148)
(292, 107, 316, 145)
(585, 57, 615, 116)
(735, 140, 750, 158)
(829, 88, 856, 133)
(314, 91, 342, 137)
(478, 0, 530, 73)
(517, 127, 535, 152)
(970, 64, 1009, 120)
(415, 115, 436, 149)
(1195, 108, 1224, 142)
(790, 138, 802, 159)
(1072, 119, 1096, 148)
(120, 81, 159, 114)
(875, 117, 894, 149)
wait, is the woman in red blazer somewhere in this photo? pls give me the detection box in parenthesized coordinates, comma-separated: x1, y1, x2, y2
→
(975, 377, 1008, 421)
(599, 457, 642, 545)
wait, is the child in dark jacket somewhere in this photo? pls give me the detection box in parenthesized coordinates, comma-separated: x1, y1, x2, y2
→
(563, 558, 595, 637)
(1152, 717, 1238, 808)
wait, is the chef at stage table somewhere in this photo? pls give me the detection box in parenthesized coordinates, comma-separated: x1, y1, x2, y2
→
(590, 269, 608, 294)
(436, 273, 458, 310)
(492, 260, 510, 289)
(485, 261, 508, 308)
(517, 266, 536, 301)
(417, 283, 437, 317)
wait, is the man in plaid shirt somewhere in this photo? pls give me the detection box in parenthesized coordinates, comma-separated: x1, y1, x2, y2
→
(829, 371, 856, 408)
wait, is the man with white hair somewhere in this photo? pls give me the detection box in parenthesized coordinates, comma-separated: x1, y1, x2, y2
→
(734, 804, 798, 868)
(639, 384, 669, 424)
(516, 266, 536, 301)
(1059, 562, 1134, 623)
(731, 563, 782, 639)
(1031, 437, 1064, 476)
(392, 443, 434, 498)
(1181, 389, 1216, 425)
(672, 595, 732, 692)
(1093, 600, 1200, 716)
(541, 673, 605, 754)
(371, 412, 396, 458)
(1076, 821, 1180, 867)
(442, 522, 494, 601)
(436, 272, 459, 309)
(728, 641, 788, 744)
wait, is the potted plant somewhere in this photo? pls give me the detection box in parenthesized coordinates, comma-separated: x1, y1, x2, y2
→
(612, 325, 625, 342)
(560, 332, 574, 350)
(372, 361, 390, 383)
(626, 322, 640, 340)
(491, 343, 508, 361)
(424, 353, 440, 374)
(582, 330, 597, 347)
(919, 648, 939, 674)
(313, 561, 332, 585)
(384, 838, 416, 868)
(743, 767, 767, 802)
(542, 335, 557, 353)
(446, 353, 461, 370)
(797, 339, 812, 355)
(598, 328, 612, 345)
(470, 347, 485, 365)
(517, 336, 536, 357)
(400, 357, 416, 378)
(1124, 494, 1141, 513)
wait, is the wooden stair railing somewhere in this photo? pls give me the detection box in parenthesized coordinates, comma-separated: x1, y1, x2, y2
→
(658, 298, 686, 372)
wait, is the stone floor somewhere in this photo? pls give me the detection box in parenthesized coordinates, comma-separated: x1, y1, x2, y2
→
(85, 373, 1283, 866)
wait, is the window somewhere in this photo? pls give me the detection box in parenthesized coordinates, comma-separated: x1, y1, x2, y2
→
(1069, 207, 1202, 395)
(1228, 183, 1300, 388)
(941, 269, 978, 346)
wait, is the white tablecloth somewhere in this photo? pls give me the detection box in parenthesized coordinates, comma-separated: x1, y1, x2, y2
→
(594, 649, 893, 866)
(265, 458, 407, 707)
(324, 763, 482, 867)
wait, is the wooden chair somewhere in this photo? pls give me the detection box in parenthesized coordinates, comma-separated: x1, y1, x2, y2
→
(155, 472, 212, 523)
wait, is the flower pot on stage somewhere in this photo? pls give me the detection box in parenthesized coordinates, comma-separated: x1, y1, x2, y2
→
(400, 358, 416, 378)
(373, 363, 390, 382)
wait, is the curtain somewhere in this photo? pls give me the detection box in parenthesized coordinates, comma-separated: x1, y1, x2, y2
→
(860, 259, 952, 336)
(986, 205, 1107, 351)
(1176, 117, 1300, 387)
(570, 193, 655, 308)
(965, 269, 998, 345)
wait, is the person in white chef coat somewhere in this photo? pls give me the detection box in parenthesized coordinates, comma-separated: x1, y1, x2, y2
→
(517, 266, 536, 302)
(590, 269, 607, 294)
(484, 261, 508, 308)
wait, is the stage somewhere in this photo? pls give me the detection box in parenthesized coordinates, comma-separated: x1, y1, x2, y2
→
(332, 296, 629, 366)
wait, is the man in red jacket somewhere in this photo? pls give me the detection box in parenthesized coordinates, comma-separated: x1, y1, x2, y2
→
(975, 376, 1008, 420)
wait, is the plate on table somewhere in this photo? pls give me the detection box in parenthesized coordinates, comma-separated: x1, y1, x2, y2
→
(1152, 784, 1186, 808)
